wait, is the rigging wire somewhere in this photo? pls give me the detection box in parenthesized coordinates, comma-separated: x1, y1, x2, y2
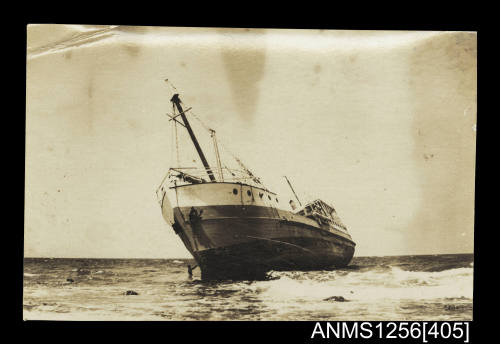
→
(174, 118, 180, 166)
(189, 110, 212, 133)
(164, 79, 178, 93)
(189, 109, 263, 186)
(163, 82, 267, 190)
(170, 112, 174, 165)
(173, 102, 181, 166)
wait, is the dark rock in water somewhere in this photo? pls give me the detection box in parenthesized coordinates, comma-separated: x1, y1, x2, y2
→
(66, 278, 74, 283)
(324, 296, 347, 302)
(77, 269, 91, 275)
(125, 290, 139, 295)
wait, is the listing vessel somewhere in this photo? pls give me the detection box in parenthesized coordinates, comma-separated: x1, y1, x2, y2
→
(157, 90, 356, 280)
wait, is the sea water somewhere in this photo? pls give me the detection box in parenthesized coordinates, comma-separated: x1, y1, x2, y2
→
(23, 254, 473, 320)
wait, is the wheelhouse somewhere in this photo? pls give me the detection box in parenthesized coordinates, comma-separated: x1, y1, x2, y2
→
(296, 199, 349, 233)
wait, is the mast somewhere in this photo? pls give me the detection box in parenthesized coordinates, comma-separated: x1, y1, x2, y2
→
(210, 129, 224, 182)
(170, 94, 216, 182)
(284, 176, 302, 207)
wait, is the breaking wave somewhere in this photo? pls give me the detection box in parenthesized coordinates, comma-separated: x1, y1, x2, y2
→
(255, 267, 473, 303)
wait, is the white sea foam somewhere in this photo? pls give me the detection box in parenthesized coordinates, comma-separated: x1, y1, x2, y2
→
(256, 267, 473, 303)
(24, 273, 38, 277)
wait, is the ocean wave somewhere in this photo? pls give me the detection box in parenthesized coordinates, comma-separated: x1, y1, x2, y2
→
(256, 266, 473, 302)
(23, 256, 473, 320)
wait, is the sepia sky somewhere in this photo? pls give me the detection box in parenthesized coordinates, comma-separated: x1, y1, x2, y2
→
(25, 25, 476, 258)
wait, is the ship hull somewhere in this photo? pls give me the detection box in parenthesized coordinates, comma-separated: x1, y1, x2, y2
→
(160, 182, 355, 280)
(194, 228, 355, 280)
(171, 205, 355, 280)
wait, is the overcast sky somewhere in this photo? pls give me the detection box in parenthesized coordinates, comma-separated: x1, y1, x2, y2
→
(25, 26, 476, 258)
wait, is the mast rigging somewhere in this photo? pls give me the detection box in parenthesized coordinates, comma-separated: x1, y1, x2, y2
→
(170, 94, 216, 182)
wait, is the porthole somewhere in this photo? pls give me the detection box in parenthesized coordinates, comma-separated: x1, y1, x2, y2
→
(233, 188, 238, 195)
(259, 192, 263, 199)
(268, 195, 271, 200)
(247, 190, 252, 197)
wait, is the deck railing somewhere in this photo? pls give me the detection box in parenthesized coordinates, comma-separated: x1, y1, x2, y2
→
(167, 167, 264, 188)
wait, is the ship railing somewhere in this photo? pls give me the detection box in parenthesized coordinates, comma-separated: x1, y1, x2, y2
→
(167, 167, 264, 188)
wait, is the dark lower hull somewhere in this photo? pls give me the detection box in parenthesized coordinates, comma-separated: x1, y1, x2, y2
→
(194, 236, 355, 280)
(171, 205, 355, 280)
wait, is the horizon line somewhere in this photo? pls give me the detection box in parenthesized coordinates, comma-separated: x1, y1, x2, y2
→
(23, 252, 474, 260)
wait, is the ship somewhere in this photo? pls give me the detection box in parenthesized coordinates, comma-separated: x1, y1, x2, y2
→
(156, 91, 356, 280)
